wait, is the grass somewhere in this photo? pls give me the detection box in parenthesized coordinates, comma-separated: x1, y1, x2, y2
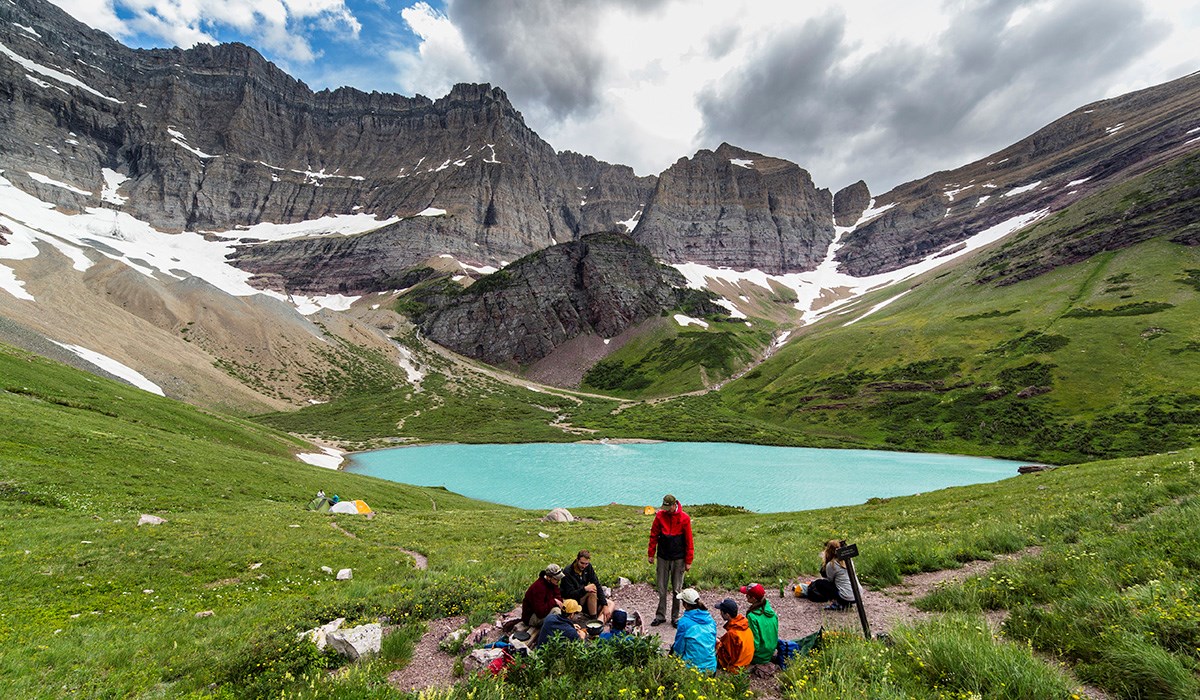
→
(5, 341, 1200, 697)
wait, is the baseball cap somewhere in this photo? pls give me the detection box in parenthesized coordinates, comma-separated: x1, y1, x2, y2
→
(661, 494, 677, 508)
(716, 598, 738, 616)
(544, 563, 566, 581)
(740, 583, 766, 599)
(611, 609, 628, 630)
(562, 599, 583, 614)
(676, 587, 701, 605)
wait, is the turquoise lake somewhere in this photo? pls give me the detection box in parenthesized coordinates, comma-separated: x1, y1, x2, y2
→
(346, 442, 1026, 513)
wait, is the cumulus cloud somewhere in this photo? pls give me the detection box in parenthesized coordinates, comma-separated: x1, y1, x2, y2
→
(388, 1, 482, 97)
(695, 0, 1167, 191)
(50, 0, 361, 63)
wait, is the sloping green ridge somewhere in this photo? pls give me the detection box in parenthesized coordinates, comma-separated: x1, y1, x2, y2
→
(597, 151, 1200, 463)
(3, 341, 1200, 697)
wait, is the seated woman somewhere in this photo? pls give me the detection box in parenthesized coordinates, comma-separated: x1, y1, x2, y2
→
(803, 540, 858, 610)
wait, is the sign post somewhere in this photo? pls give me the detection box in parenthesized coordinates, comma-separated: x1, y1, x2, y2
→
(836, 540, 871, 640)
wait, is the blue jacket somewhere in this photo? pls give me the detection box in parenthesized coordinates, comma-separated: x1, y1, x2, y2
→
(671, 608, 717, 671)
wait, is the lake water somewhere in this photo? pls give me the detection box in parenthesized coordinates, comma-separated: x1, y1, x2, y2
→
(346, 442, 1025, 513)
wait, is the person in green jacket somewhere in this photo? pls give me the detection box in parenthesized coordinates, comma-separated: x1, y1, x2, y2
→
(740, 583, 778, 665)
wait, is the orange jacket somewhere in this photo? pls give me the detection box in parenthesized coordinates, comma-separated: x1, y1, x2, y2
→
(716, 615, 754, 672)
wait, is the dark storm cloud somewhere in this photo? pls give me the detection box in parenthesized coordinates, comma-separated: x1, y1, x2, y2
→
(450, 0, 670, 119)
(696, 0, 1166, 192)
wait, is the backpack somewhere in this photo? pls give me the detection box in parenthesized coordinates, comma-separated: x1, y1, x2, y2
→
(775, 628, 823, 669)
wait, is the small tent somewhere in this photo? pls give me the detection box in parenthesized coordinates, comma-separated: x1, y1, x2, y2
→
(307, 496, 333, 512)
(643, 505, 655, 515)
(329, 499, 373, 515)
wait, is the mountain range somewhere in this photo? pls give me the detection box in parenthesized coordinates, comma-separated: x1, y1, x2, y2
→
(2, 0, 1199, 463)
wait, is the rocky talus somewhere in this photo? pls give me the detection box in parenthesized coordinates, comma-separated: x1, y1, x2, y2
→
(405, 233, 714, 366)
(633, 143, 834, 274)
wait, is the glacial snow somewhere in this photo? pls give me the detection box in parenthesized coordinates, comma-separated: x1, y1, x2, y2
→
(50, 340, 165, 395)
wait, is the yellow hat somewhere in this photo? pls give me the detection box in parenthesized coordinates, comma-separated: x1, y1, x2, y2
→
(562, 599, 583, 614)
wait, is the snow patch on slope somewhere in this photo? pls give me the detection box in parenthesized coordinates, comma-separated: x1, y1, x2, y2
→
(50, 340, 164, 395)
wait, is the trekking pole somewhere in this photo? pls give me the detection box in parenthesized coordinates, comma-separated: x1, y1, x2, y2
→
(836, 540, 871, 640)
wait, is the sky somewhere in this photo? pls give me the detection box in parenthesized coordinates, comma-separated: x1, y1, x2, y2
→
(49, 0, 1200, 193)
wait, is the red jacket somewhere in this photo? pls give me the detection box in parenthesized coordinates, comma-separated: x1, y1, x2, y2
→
(521, 577, 562, 624)
(648, 504, 693, 565)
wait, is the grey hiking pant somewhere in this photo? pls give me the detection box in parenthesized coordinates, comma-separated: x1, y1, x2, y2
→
(655, 557, 686, 622)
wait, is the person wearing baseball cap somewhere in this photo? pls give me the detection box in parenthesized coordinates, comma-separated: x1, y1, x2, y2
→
(740, 583, 779, 665)
(670, 588, 716, 671)
(715, 598, 754, 673)
(647, 494, 694, 627)
(521, 563, 566, 627)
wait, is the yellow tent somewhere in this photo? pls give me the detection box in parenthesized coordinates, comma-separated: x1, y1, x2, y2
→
(643, 505, 655, 515)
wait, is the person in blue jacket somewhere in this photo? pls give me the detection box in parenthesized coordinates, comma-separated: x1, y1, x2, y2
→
(670, 588, 717, 671)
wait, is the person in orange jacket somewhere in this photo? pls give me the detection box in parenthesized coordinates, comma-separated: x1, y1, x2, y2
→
(647, 494, 694, 626)
(715, 598, 754, 673)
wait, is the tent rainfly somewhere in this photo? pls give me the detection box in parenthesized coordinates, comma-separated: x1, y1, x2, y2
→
(329, 499, 373, 515)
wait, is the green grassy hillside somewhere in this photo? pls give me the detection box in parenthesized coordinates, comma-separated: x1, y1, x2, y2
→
(4, 342, 1200, 698)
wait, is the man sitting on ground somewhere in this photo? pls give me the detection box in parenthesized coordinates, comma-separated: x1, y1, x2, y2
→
(521, 564, 566, 628)
(715, 598, 754, 673)
(561, 549, 615, 622)
(741, 583, 779, 667)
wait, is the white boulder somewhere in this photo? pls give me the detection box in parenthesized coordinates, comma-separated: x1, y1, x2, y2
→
(464, 647, 505, 671)
(327, 623, 382, 661)
(336, 568, 353, 580)
(542, 508, 574, 522)
(298, 617, 345, 651)
(137, 514, 167, 526)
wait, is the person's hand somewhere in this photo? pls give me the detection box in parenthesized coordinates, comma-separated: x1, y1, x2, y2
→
(585, 583, 596, 593)
(647, 556, 654, 565)
(684, 563, 691, 572)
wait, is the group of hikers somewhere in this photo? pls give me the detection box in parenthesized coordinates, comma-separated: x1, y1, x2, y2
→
(515, 494, 861, 674)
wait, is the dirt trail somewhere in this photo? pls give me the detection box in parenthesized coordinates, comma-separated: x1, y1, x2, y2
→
(385, 548, 1052, 696)
(328, 522, 427, 570)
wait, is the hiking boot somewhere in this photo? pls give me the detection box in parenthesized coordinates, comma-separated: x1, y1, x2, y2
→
(824, 602, 848, 611)
(650, 618, 666, 626)
(670, 619, 678, 628)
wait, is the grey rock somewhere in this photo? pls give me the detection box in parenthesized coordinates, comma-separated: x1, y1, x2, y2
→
(542, 508, 574, 522)
(336, 568, 352, 580)
(327, 623, 381, 661)
(465, 647, 505, 671)
(409, 233, 718, 366)
(634, 143, 834, 274)
(137, 514, 167, 526)
(298, 617, 345, 650)
(833, 180, 871, 227)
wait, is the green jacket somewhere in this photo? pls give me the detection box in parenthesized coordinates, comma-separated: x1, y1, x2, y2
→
(746, 599, 779, 664)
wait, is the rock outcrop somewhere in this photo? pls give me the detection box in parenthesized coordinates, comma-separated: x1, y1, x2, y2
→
(833, 180, 871, 227)
(0, 0, 652, 284)
(406, 232, 718, 366)
(633, 144, 834, 274)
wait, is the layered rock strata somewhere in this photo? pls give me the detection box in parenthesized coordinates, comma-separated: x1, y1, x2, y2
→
(633, 144, 834, 274)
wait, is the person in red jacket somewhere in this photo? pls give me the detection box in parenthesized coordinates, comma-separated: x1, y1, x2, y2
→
(521, 563, 565, 626)
(647, 494, 694, 626)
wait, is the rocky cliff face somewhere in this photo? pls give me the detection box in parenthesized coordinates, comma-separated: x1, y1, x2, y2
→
(835, 72, 1200, 277)
(833, 180, 870, 227)
(557, 151, 657, 236)
(406, 233, 714, 366)
(0, 0, 654, 291)
(633, 143, 834, 274)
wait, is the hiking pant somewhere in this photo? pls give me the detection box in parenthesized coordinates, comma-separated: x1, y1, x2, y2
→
(655, 557, 686, 622)
(805, 578, 854, 605)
